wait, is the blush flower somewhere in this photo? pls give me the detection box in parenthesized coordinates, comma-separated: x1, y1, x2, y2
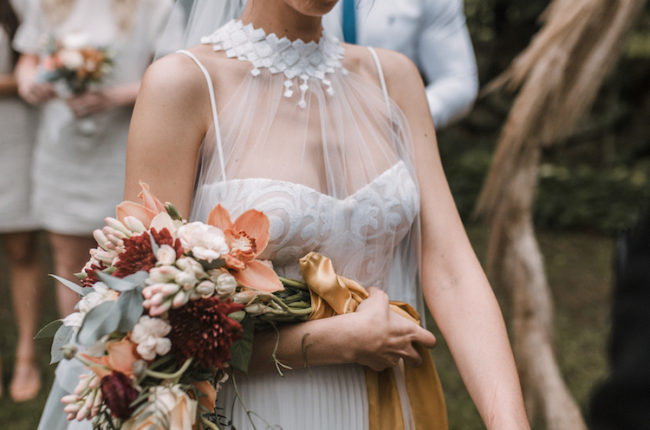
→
(131, 316, 172, 361)
(177, 222, 229, 262)
(207, 205, 283, 292)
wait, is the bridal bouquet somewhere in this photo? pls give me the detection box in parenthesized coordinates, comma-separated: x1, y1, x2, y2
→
(39, 183, 313, 429)
(39, 32, 113, 96)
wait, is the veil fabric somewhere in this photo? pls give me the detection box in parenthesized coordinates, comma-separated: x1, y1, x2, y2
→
(157, 2, 430, 428)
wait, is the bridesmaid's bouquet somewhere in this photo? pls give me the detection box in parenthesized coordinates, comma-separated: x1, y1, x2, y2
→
(38, 32, 113, 135)
(38, 183, 313, 429)
(39, 32, 113, 96)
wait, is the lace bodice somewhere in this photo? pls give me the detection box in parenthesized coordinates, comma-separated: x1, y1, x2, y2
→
(185, 19, 422, 304)
(192, 160, 418, 287)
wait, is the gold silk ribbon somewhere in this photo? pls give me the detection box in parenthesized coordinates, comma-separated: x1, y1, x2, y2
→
(300, 252, 448, 430)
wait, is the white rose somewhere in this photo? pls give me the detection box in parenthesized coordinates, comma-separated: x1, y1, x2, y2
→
(63, 312, 83, 328)
(77, 282, 118, 314)
(131, 316, 172, 361)
(195, 280, 215, 297)
(61, 32, 90, 50)
(58, 49, 84, 70)
(177, 222, 229, 262)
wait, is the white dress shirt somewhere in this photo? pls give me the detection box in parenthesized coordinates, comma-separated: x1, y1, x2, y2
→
(324, 0, 479, 129)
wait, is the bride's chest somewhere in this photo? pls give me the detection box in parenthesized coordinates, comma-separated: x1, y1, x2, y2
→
(201, 162, 419, 267)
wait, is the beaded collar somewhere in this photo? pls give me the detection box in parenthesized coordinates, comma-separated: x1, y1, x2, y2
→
(201, 19, 346, 108)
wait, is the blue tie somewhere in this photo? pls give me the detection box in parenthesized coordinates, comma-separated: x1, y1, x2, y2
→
(342, 0, 357, 44)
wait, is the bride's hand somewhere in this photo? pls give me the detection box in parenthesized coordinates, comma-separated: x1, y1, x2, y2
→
(351, 287, 436, 371)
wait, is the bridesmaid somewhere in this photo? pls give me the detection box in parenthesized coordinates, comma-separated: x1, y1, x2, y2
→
(0, 0, 43, 402)
(13, 0, 174, 318)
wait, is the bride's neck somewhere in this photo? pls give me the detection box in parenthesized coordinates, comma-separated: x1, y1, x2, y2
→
(239, 0, 324, 42)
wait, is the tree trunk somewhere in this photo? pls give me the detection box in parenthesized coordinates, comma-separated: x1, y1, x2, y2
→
(486, 146, 587, 429)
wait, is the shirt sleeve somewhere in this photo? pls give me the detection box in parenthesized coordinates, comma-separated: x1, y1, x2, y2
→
(12, 0, 47, 55)
(418, 0, 479, 129)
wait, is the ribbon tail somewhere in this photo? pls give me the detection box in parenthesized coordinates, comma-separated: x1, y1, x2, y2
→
(404, 345, 448, 429)
(366, 367, 405, 430)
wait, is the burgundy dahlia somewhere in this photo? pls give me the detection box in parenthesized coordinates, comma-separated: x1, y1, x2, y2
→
(168, 298, 244, 369)
(81, 261, 107, 288)
(101, 371, 139, 420)
(113, 228, 183, 278)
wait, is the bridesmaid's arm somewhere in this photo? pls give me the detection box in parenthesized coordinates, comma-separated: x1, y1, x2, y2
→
(0, 73, 18, 96)
(380, 49, 530, 430)
(14, 54, 55, 105)
(124, 53, 209, 215)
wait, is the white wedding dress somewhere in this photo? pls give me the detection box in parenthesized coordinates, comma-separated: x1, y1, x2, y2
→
(38, 17, 427, 430)
(186, 20, 424, 430)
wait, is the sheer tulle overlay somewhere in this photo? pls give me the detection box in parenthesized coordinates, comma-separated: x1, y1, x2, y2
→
(184, 19, 425, 430)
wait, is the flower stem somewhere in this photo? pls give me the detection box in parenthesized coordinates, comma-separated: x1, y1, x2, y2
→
(144, 357, 193, 382)
(278, 276, 308, 290)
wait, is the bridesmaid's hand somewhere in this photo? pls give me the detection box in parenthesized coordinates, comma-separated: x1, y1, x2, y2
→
(17, 78, 55, 105)
(67, 90, 114, 117)
(351, 287, 436, 371)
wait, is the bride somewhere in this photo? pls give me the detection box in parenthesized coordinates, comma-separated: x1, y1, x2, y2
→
(123, 0, 529, 428)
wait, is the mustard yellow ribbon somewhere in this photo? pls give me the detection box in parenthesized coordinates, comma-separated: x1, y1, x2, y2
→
(300, 252, 448, 430)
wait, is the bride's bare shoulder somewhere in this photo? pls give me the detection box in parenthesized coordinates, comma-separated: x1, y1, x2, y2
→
(140, 44, 244, 102)
(343, 44, 424, 102)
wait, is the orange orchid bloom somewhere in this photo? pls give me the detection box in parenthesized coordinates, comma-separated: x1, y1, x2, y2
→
(116, 182, 167, 227)
(82, 337, 140, 379)
(207, 205, 283, 293)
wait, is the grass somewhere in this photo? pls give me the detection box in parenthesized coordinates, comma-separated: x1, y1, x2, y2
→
(0, 228, 613, 429)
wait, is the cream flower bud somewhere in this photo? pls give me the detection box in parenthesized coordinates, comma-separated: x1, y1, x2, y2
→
(174, 271, 198, 290)
(93, 229, 111, 251)
(149, 300, 172, 316)
(175, 257, 206, 278)
(155, 245, 177, 266)
(195, 280, 216, 297)
(232, 290, 259, 304)
(215, 272, 237, 296)
(147, 266, 181, 284)
(104, 217, 131, 236)
(150, 293, 165, 306)
(123, 216, 146, 233)
(245, 303, 270, 315)
(172, 291, 189, 308)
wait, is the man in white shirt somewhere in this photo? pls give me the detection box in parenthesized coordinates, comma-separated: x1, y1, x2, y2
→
(324, 0, 479, 129)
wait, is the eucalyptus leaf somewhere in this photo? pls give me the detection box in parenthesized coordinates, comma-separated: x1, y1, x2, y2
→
(229, 318, 254, 374)
(96, 270, 148, 292)
(51, 325, 74, 364)
(50, 274, 90, 296)
(35, 319, 63, 339)
(76, 301, 120, 346)
(116, 288, 144, 333)
(149, 234, 160, 255)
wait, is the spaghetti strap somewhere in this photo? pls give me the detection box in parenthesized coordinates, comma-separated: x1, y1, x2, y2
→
(367, 47, 391, 116)
(177, 49, 227, 182)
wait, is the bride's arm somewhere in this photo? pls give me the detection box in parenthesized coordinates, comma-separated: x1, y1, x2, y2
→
(378, 49, 530, 429)
(125, 52, 436, 374)
(124, 53, 209, 214)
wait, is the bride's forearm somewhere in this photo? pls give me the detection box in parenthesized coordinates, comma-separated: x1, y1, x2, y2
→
(247, 313, 358, 374)
(422, 259, 529, 429)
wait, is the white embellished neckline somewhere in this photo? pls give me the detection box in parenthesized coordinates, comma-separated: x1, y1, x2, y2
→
(201, 19, 346, 108)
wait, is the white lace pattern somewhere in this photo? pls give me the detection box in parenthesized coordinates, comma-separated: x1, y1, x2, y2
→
(201, 19, 346, 107)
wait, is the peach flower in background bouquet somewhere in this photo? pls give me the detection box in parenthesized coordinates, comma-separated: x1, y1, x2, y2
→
(38, 31, 113, 135)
